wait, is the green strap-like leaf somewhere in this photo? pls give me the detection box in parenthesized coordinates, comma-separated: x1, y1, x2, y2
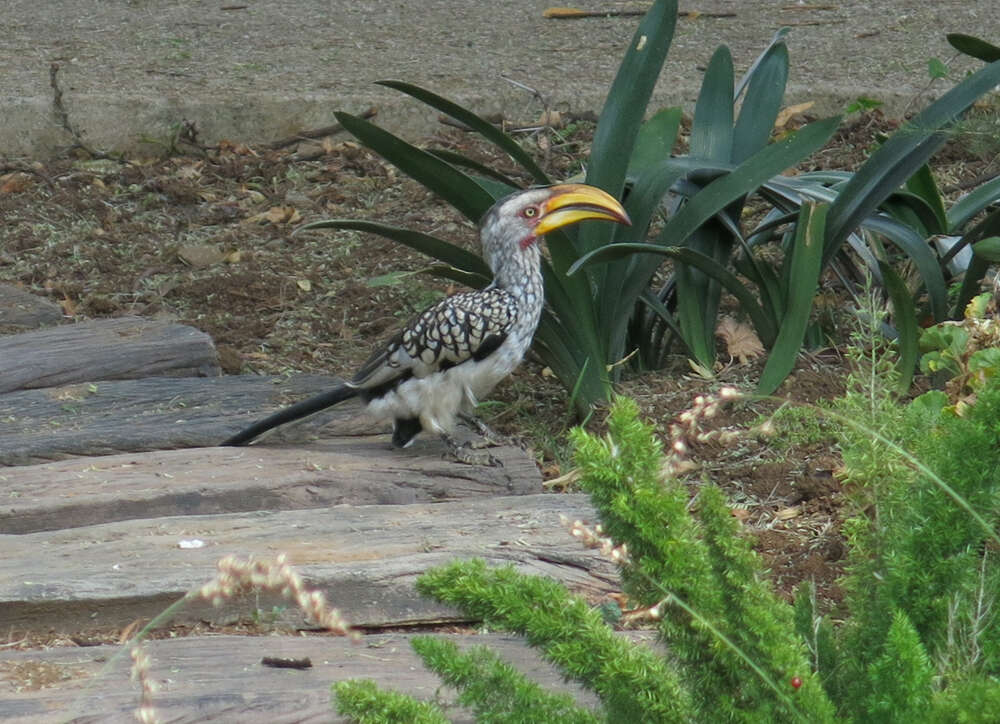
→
(903, 164, 947, 234)
(423, 263, 494, 290)
(947, 33, 1000, 62)
(334, 111, 496, 223)
(575, 0, 677, 258)
(662, 246, 777, 346)
(734, 27, 790, 100)
(954, 208, 1000, 314)
(626, 107, 683, 178)
(825, 59, 1000, 260)
(673, 222, 731, 366)
(298, 218, 491, 277)
(881, 191, 943, 238)
(569, 240, 775, 347)
(377, 80, 551, 184)
(637, 289, 687, 353)
(660, 116, 841, 249)
(946, 174, 1000, 232)
(862, 214, 948, 322)
(690, 45, 735, 163)
(878, 260, 918, 394)
(425, 149, 522, 189)
(733, 39, 788, 164)
(602, 155, 691, 363)
(757, 202, 828, 395)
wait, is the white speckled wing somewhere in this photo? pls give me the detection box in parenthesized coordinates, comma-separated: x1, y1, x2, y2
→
(349, 288, 518, 391)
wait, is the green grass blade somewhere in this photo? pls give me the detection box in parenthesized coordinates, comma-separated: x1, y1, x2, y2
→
(334, 111, 496, 222)
(690, 45, 735, 163)
(825, 59, 1000, 258)
(758, 202, 827, 395)
(733, 39, 788, 163)
(377, 80, 551, 184)
(877, 260, 918, 393)
(299, 219, 491, 277)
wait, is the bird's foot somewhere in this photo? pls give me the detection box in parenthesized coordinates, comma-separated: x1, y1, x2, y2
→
(457, 413, 510, 449)
(442, 433, 503, 467)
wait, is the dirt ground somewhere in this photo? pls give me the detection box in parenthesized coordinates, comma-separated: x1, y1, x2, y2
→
(2, 106, 997, 645)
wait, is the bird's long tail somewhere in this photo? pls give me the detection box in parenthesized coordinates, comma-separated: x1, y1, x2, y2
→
(221, 384, 359, 446)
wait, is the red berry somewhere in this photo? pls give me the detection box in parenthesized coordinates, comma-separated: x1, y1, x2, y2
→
(790, 676, 803, 690)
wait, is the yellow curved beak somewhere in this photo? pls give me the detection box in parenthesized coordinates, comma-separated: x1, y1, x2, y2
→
(534, 184, 631, 236)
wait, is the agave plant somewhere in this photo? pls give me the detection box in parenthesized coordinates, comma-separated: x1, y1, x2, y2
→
(301, 0, 841, 412)
(574, 48, 1000, 393)
(306, 0, 1000, 410)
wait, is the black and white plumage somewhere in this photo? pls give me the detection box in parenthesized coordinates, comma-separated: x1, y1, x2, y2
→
(221, 184, 630, 452)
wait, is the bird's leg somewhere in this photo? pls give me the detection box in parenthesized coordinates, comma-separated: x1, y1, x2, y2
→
(441, 432, 503, 467)
(457, 412, 510, 449)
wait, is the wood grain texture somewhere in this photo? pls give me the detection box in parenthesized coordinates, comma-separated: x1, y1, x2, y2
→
(0, 374, 375, 465)
(0, 283, 63, 332)
(0, 494, 615, 632)
(0, 316, 220, 394)
(0, 437, 541, 534)
(0, 632, 659, 723)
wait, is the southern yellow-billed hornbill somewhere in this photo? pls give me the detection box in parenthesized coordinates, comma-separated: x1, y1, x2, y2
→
(221, 184, 630, 457)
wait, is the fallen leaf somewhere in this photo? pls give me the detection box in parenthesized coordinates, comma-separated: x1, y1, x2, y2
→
(687, 359, 715, 379)
(177, 244, 226, 269)
(223, 249, 242, 263)
(774, 101, 815, 131)
(0, 172, 32, 194)
(297, 279, 312, 292)
(118, 618, 146, 645)
(247, 205, 301, 225)
(775, 506, 801, 520)
(716, 316, 764, 364)
(175, 163, 203, 180)
(537, 109, 563, 128)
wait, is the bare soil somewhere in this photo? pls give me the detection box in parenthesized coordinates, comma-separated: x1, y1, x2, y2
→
(2, 109, 997, 646)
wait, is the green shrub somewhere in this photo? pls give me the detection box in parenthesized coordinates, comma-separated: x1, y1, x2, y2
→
(332, 379, 1000, 722)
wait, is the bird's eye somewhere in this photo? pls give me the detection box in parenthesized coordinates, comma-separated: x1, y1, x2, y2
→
(522, 206, 538, 218)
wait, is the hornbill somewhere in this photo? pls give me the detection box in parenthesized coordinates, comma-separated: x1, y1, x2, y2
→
(221, 184, 630, 455)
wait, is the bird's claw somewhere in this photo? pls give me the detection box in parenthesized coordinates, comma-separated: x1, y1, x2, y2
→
(457, 413, 510, 448)
(442, 434, 503, 467)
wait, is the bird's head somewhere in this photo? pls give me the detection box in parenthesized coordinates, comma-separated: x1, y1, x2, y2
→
(480, 184, 631, 263)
